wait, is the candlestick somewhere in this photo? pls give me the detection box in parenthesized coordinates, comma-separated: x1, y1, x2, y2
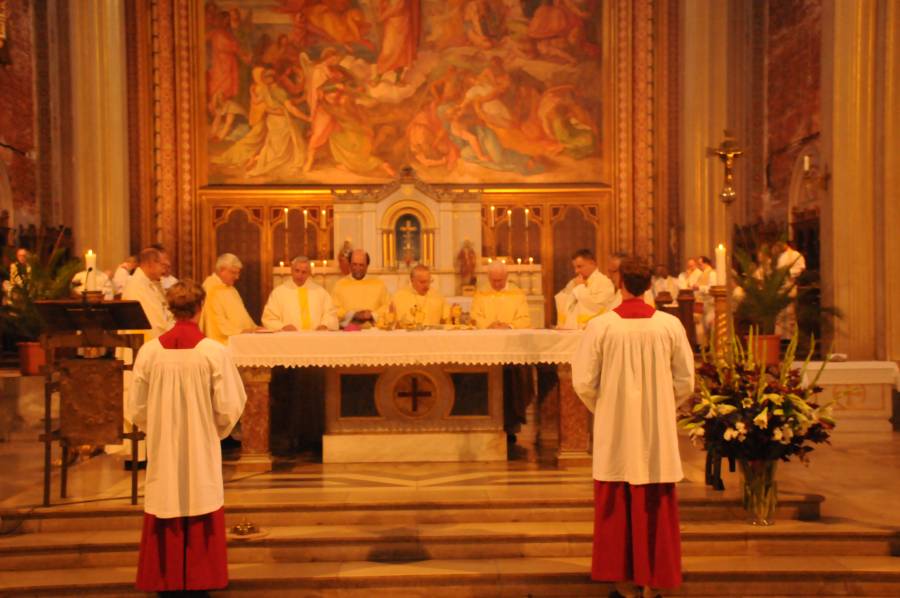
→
(84, 250, 97, 292)
(506, 209, 512, 259)
(283, 207, 289, 230)
(490, 205, 495, 228)
(283, 209, 289, 264)
(322, 208, 327, 229)
(715, 243, 727, 286)
(524, 208, 530, 257)
(302, 209, 309, 256)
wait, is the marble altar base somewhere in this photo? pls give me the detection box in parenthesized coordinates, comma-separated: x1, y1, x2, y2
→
(323, 431, 507, 463)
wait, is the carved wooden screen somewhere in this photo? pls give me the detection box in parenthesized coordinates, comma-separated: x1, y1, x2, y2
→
(272, 207, 333, 264)
(215, 209, 263, 321)
(551, 207, 600, 305)
(493, 207, 542, 264)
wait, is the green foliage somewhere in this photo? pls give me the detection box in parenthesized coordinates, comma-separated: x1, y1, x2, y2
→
(0, 251, 83, 341)
(732, 248, 795, 335)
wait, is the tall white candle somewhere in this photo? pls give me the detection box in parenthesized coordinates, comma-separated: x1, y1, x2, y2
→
(490, 205, 495, 227)
(84, 250, 97, 291)
(283, 207, 289, 230)
(715, 243, 727, 286)
(303, 209, 308, 230)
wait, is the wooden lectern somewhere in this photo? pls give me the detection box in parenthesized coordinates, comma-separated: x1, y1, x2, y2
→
(34, 298, 149, 506)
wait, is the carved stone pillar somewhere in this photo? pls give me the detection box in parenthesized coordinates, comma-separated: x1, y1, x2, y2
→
(236, 366, 273, 472)
(556, 364, 591, 465)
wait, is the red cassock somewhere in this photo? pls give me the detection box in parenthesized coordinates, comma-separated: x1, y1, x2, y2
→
(589, 298, 684, 589)
(135, 321, 230, 592)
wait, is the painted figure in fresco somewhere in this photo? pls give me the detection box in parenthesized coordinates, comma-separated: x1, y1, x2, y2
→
(246, 69, 309, 177)
(526, 0, 595, 63)
(537, 84, 597, 159)
(376, 0, 420, 82)
(324, 86, 396, 177)
(206, 11, 249, 114)
(305, 0, 374, 51)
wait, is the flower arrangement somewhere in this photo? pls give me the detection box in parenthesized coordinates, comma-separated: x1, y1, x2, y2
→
(679, 330, 834, 462)
(678, 331, 835, 524)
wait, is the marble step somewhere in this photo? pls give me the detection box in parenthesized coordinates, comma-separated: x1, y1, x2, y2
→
(0, 491, 823, 534)
(1, 555, 899, 597)
(1, 520, 895, 571)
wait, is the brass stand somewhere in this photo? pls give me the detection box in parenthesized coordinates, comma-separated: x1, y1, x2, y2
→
(710, 285, 729, 363)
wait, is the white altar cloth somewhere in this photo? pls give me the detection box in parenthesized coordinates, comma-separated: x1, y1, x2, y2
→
(227, 329, 582, 368)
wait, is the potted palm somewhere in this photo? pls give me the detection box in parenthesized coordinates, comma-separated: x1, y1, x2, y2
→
(1, 249, 83, 375)
(679, 333, 834, 525)
(731, 246, 796, 366)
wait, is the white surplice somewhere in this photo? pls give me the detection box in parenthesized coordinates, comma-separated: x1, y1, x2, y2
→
(112, 266, 132, 295)
(555, 269, 617, 329)
(126, 337, 247, 518)
(571, 310, 695, 484)
(262, 279, 338, 331)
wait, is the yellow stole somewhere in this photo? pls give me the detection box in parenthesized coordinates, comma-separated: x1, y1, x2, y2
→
(297, 286, 311, 330)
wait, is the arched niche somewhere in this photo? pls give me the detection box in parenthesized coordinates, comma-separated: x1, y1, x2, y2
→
(379, 200, 436, 267)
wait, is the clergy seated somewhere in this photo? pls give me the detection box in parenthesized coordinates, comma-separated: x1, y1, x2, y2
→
(470, 262, 531, 329)
(112, 255, 137, 296)
(71, 269, 115, 300)
(555, 248, 617, 329)
(199, 253, 258, 344)
(126, 280, 247, 593)
(262, 256, 338, 331)
(390, 264, 449, 327)
(331, 249, 390, 329)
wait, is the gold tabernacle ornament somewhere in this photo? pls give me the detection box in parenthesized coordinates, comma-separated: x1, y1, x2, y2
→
(709, 131, 743, 205)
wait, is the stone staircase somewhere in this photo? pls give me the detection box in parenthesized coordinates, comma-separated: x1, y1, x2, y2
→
(1, 486, 898, 596)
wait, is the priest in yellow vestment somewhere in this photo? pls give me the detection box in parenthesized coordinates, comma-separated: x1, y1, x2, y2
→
(331, 249, 390, 328)
(262, 256, 338, 331)
(390, 264, 449, 326)
(199, 253, 257, 344)
(470, 262, 531, 329)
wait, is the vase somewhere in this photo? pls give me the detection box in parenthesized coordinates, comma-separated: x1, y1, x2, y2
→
(739, 459, 778, 526)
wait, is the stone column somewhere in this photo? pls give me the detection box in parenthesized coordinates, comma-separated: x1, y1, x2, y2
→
(556, 364, 591, 465)
(68, 0, 129, 271)
(236, 367, 273, 472)
(820, 0, 900, 359)
(678, 0, 729, 262)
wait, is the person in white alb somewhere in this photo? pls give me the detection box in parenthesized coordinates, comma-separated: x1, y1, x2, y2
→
(127, 280, 246, 593)
(677, 257, 702, 290)
(651, 263, 679, 307)
(262, 256, 338, 331)
(774, 240, 807, 338)
(123, 247, 174, 341)
(555, 248, 617, 329)
(695, 255, 718, 343)
(112, 256, 137, 296)
(572, 257, 694, 598)
(199, 253, 258, 344)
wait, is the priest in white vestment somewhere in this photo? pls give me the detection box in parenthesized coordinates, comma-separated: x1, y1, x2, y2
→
(774, 241, 807, 338)
(127, 280, 246, 592)
(262, 256, 338, 331)
(555, 248, 617, 329)
(390, 264, 449, 327)
(572, 257, 694, 597)
(112, 256, 137, 296)
(695, 255, 718, 343)
(651, 264, 679, 307)
(331, 249, 390, 329)
(199, 253, 258, 344)
(677, 257, 702, 290)
(123, 247, 174, 340)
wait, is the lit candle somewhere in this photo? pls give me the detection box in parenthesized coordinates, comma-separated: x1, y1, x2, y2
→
(322, 208, 328, 229)
(84, 250, 97, 291)
(506, 209, 513, 259)
(488, 257, 493, 264)
(303, 209, 308, 230)
(715, 243, 727, 286)
(528, 257, 534, 265)
(524, 208, 530, 255)
(517, 258, 522, 265)
(490, 205, 495, 227)
(279, 260, 284, 267)
(322, 259, 327, 268)
(283, 207, 289, 230)
(803, 155, 810, 172)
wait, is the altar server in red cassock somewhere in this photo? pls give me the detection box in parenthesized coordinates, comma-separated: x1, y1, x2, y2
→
(127, 280, 247, 593)
(572, 257, 694, 597)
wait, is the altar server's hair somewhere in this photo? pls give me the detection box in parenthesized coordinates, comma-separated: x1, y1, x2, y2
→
(620, 257, 653, 296)
(291, 256, 310, 266)
(571, 248, 596, 262)
(215, 253, 243, 271)
(166, 279, 206, 320)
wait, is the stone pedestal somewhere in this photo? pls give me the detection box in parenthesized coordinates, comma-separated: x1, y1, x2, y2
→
(556, 364, 591, 465)
(800, 361, 898, 433)
(235, 367, 273, 472)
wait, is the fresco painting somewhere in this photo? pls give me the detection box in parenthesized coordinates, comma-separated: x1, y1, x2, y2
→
(204, 0, 607, 185)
